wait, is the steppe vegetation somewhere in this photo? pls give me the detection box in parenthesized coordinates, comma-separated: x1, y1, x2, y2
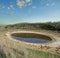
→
(5, 22, 60, 31)
(0, 22, 60, 58)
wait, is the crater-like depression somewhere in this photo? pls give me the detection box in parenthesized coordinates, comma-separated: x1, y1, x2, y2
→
(11, 33, 52, 43)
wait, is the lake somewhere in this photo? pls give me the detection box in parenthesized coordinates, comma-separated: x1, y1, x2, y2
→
(11, 33, 52, 43)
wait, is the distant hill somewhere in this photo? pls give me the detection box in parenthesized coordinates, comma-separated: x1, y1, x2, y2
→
(5, 22, 60, 31)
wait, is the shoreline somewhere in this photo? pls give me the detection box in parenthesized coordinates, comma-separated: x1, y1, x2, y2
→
(6, 30, 60, 47)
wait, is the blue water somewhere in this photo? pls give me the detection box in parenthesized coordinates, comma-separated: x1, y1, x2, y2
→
(12, 36, 49, 43)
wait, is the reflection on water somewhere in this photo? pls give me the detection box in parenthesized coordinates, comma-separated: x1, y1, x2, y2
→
(11, 35, 50, 43)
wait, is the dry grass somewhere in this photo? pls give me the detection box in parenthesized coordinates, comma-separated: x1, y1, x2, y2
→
(0, 29, 60, 58)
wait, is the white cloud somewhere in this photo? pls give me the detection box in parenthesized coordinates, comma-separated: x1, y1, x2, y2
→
(51, 2, 55, 6)
(32, 6, 36, 9)
(25, 0, 31, 3)
(16, 0, 32, 7)
(46, 3, 49, 6)
(8, 7, 10, 9)
(17, 0, 25, 7)
(10, 5, 14, 8)
(45, 2, 55, 7)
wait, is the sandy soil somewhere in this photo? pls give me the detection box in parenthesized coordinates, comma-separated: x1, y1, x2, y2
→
(6, 30, 60, 47)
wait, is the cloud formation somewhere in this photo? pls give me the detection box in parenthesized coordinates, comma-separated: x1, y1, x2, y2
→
(7, 7, 10, 9)
(17, 0, 25, 7)
(32, 6, 36, 9)
(16, 0, 31, 7)
(25, 0, 31, 3)
(10, 5, 14, 8)
(46, 3, 49, 6)
(51, 2, 55, 6)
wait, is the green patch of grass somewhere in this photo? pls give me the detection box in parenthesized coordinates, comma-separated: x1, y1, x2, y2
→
(27, 49, 60, 58)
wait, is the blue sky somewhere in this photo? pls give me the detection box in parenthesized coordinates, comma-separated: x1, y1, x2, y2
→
(0, 0, 60, 24)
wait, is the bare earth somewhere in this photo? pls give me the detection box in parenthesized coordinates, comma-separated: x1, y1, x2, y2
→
(0, 30, 60, 58)
(6, 30, 60, 47)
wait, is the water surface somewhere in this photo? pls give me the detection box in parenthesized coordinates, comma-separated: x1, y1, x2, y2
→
(11, 33, 52, 43)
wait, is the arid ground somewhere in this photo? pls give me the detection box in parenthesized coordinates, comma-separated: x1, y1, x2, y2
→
(0, 29, 60, 58)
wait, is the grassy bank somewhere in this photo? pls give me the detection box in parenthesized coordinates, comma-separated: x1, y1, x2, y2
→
(27, 49, 60, 58)
(0, 29, 60, 58)
(0, 46, 60, 58)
